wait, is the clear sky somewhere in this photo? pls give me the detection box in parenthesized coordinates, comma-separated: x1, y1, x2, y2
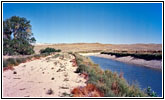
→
(3, 3, 162, 44)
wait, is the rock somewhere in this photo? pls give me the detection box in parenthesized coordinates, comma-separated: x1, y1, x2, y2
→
(13, 71, 17, 74)
(46, 88, 54, 95)
(63, 78, 69, 81)
(51, 77, 55, 80)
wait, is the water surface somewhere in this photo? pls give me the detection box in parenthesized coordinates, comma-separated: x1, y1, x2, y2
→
(89, 56, 162, 97)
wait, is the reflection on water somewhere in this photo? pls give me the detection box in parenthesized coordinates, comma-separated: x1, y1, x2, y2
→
(89, 56, 162, 97)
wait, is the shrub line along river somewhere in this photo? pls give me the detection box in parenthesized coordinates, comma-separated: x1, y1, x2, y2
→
(89, 56, 162, 97)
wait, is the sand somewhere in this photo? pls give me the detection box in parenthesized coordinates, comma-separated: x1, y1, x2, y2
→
(3, 53, 86, 97)
(80, 53, 162, 70)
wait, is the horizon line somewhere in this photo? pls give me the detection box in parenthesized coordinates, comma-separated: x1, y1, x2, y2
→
(33, 42, 162, 45)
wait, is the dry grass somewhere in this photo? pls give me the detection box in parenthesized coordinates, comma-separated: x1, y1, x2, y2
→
(34, 43, 162, 54)
(71, 84, 104, 97)
(3, 53, 50, 71)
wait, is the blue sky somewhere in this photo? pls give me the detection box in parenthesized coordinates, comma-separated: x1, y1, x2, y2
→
(3, 3, 162, 44)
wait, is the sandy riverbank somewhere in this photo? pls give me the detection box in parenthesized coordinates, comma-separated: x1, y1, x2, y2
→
(79, 53, 162, 70)
(3, 53, 86, 97)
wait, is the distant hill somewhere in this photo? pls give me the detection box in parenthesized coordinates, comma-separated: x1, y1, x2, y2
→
(34, 43, 162, 53)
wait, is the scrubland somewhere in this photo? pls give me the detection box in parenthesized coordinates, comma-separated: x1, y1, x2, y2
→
(3, 43, 161, 97)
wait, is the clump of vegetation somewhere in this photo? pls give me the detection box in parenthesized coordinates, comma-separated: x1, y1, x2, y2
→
(101, 52, 162, 60)
(3, 16, 36, 55)
(72, 53, 149, 97)
(33, 54, 41, 59)
(146, 87, 157, 97)
(72, 84, 104, 97)
(3, 53, 50, 68)
(3, 58, 20, 67)
(40, 47, 61, 54)
(61, 92, 73, 97)
(3, 59, 8, 68)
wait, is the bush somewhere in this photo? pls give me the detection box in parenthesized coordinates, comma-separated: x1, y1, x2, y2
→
(3, 58, 27, 67)
(75, 64, 89, 73)
(146, 87, 157, 97)
(40, 47, 61, 54)
(3, 59, 8, 67)
(19, 58, 27, 63)
(33, 54, 41, 59)
(15, 58, 22, 64)
(55, 49, 61, 52)
(7, 58, 17, 66)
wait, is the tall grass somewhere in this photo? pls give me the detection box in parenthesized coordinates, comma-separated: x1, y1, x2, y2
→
(73, 53, 149, 97)
(3, 53, 50, 68)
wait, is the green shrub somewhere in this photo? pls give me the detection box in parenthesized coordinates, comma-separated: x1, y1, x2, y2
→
(40, 47, 61, 54)
(55, 49, 61, 52)
(20, 58, 27, 63)
(27, 56, 32, 60)
(88, 69, 101, 84)
(75, 64, 88, 73)
(146, 87, 157, 97)
(15, 58, 22, 64)
(33, 54, 41, 58)
(3, 58, 24, 67)
(7, 58, 17, 66)
(3, 59, 8, 67)
(126, 85, 147, 97)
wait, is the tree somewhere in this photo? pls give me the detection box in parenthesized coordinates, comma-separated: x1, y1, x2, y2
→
(3, 16, 36, 55)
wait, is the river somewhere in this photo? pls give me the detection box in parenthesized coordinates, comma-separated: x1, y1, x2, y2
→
(89, 56, 162, 97)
